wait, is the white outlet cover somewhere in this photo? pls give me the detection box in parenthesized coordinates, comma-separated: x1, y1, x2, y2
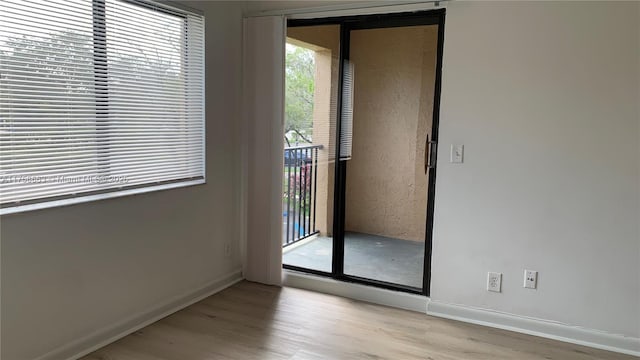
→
(487, 272, 502, 292)
(524, 270, 538, 289)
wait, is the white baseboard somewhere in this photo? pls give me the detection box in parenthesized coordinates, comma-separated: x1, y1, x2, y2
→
(35, 269, 244, 360)
(282, 269, 429, 313)
(427, 300, 640, 357)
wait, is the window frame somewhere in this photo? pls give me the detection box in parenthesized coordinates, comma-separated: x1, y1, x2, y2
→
(0, 0, 206, 215)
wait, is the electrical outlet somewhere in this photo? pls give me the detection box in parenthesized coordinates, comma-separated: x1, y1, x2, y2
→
(524, 270, 537, 289)
(487, 272, 502, 292)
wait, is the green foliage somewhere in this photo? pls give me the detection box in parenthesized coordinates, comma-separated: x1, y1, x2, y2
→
(285, 44, 315, 145)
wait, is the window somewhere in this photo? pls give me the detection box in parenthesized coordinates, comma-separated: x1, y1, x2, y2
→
(0, 0, 204, 214)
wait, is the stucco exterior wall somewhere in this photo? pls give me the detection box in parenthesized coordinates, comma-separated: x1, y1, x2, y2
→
(344, 25, 438, 242)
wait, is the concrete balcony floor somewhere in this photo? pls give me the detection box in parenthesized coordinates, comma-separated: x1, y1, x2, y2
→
(283, 231, 424, 289)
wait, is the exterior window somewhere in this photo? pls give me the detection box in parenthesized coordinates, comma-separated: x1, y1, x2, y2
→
(0, 0, 205, 214)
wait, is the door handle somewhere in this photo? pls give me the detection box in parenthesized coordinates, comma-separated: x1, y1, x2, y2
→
(424, 135, 437, 174)
(424, 135, 429, 174)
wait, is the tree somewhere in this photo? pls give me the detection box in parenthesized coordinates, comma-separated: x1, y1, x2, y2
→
(285, 44, 315, 146)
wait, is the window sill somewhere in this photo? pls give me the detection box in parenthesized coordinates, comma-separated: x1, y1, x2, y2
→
(0, 179, 206, 216)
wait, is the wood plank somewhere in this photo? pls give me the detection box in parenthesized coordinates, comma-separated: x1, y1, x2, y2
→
(82, 281, 635, 360)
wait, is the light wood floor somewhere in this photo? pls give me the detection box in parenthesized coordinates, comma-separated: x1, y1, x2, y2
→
(83, 281, 634, 360)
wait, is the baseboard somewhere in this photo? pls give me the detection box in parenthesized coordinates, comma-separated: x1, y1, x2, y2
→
(282, 269, 429, 313)
(35, 269, 244, 360)
(427, 300, 640, 357)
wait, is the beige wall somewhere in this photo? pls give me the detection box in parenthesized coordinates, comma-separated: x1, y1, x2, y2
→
(344, 25, 438, 242)
(287, 25, 340, 236)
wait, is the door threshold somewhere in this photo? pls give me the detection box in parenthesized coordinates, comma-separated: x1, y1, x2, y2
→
(282, 269, 429, 313)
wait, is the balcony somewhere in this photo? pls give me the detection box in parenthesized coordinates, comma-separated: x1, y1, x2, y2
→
(282, 145, 424, 289)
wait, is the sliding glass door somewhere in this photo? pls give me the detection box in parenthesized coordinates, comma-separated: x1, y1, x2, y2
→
(283, 10, 445, 295)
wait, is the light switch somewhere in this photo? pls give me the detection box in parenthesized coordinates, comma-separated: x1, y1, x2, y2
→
(450, 144, 464, 163)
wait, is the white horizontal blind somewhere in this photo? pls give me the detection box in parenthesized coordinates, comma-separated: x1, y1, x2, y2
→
(0, 0, 205, 209)
(339, 60, 353, 160)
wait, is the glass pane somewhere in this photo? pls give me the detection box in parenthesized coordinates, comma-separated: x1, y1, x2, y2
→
(282, 25, 340, 273)
(343, 25, 439, 289)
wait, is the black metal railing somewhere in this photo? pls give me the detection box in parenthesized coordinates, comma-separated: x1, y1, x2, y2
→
(283, 144, 321, 246)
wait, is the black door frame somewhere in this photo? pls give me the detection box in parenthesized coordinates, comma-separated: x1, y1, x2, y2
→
(284, 9, 446, 296)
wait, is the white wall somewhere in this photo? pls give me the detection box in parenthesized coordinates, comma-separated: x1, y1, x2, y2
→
(432, 0, 639, 340)
(0, 2, 244, 359)
(245, 0, 366, 14)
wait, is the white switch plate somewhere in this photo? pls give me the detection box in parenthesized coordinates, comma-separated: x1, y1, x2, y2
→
(487, 272, 502, 292)
(450, 144, 464, 163)
(524, 270, 537, 289)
